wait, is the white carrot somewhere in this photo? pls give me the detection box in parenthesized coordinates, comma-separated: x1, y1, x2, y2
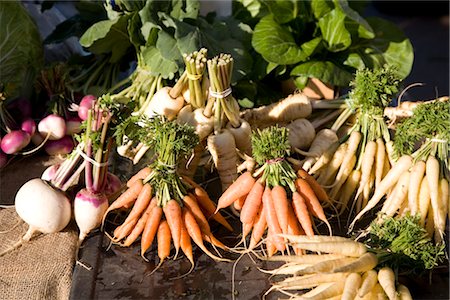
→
(308, 142, 340, 174)
(358, 270, 378, 297)
(425, 204, 435, 238)
(264, 253, 347, 264)
(350, 155, 412, 231)
(333, 131, 362, 187)
(274, 272, 348, 290)
(297, 257, 359, 274)
(290, 241, 367, 257)
(418, 175, 431, 226)
(436, 178, 449, 235)
(317, 143, 348, 185)
(298, 280, 346, 300)
(377, 267, 398, 300)
(226, 119, 252, 155)
(407, 160, 426, 215)
(338, 170, 361, 214)
(397, 284, 413, 300)
(383, 171, 410, 218)
(342, 273, 362, 300)
(375, 138, 386, 188)
(333, 252, 378, 273)
(355, 140, 377, 199)
(329, 155, 356, 199)
(426, 155, 444, 241)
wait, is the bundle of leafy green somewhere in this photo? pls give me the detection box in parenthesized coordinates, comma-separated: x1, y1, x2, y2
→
(233, 0, 413, 104)
(0, 1, 43, 98)
(366, 215, 445, 273)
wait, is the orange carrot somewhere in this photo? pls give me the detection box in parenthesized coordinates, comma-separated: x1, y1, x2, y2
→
(180, 221, 194, 269)
(127, 167, 152, 188)
(183, 194, 211, 235)
(202, 233, 228, 250)
(103, 179, 144, 226)
(183, 207, 228, 261)
(242, 222, 253, 242)
(272, 185, 290, 234)
(163, 199, 182, 257)
(262, 186, 285, 252)
(249, 204, 267, 250)
(266, 229, 278, 257)
(292, 191, 315, 237)
(121, 183, 152, 226)
(157, 220, 172, 262)
(122, 198, 155, 247)
(240, 179, 265, 224)
(298, 168, 330, 204)
(233, 194, 246, 211)
(215, 171, 255, 213)
(113, 218, 138, 242)
(287, 201, 304, 255)
(141, 205, 163, 257)
(192, 188, 234, 232)
(296, 178, 332, 235)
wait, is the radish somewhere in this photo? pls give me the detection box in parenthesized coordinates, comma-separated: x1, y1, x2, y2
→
(0, 178, 72, 257)
(21, 118, 36, 136)
(44, 135, 74, 156)
(38, 114, 66, 140)
(74, 188, 109, 243)
(77, 95, 97, 121)
(0, 130, 30, 154)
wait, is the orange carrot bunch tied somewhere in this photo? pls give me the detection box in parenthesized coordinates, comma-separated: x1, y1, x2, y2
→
(103, 117, 231, 271)
(215, 126, 332, 256)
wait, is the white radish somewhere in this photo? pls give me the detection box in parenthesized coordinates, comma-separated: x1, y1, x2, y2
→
(0, 178, 72, 257)
(287, 118, 316, 151)
(74, 188, 109, 243)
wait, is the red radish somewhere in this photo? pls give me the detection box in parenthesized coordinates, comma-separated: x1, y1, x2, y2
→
(21, 118, 36, 136)
(41, 163, 61, 181)
(0, 178, 72, 257)
(74, 188, 109, 243)
(66, 116, 82, 135)
(44, 136, 74, 156)
(77, 95, 97, 121)
(0, 130, 30, 154)
(38, 114, 66, 140)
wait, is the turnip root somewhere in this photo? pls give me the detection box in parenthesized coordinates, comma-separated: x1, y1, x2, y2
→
(287, 118, 315, 151)
(21, 118, 36, 136)
(0, 130, 31, 154)
(208, 129, 238, 191)
(76, 95, 97, 121)
(44, 136, 74, 156)
(41, 163, 61, 181)
(38, 114, 66, 140)
(177, 105, 213, 141)
(143, 87, 185, 121)
(66, 117, 82, 135)
(74, 188, 109, 243)
(0, 178, 72, 257)
(226, 119, 252, 155)
(240, 93, 312, 127)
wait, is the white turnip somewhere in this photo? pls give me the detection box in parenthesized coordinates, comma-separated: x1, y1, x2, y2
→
(0, 130, 31, 154)
(44, 135, 74, 156)
(77, 95, 97, 121)
(21, 118, 36, 136)
(0, 178, 72, 257)
(38, 114, 66, 140)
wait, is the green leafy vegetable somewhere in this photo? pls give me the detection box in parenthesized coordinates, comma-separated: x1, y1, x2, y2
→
(367, 215, 445, 272)
(0, 2, 43, 98)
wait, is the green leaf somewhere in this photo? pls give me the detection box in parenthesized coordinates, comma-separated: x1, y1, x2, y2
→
(263, 0, 298, 24)
(318, 9, 352, 52)
(291, 60, 353, 87)
(359, 17, 414, 79)
(156, 30, 182, 61)
(141, 46, 178, 79)
(79, 19, 119, 48)
(266, 62, 278, 74)
(170, 0, 200, 20)
(310, 0, 333, 19)
(335, 0, 374, 39)
(128, 12, 145, 49)
(252, 15, 304, 65)
(236, 0, 264, 18)
(293, 76, 309, 90)
(343, 52, 365, 69)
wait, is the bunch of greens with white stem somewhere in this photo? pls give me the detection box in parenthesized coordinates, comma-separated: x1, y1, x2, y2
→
(138, 116, 199, 207)
(252, 126, 297, 192)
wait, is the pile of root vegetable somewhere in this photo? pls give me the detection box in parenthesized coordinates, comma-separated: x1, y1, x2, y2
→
(4, 50, 449, 300)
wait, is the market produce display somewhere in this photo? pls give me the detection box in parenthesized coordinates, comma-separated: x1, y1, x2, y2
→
(0, 1, 448, 299)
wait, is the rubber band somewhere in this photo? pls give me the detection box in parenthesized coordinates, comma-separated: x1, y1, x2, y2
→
(427, 138, 448, 144)
(186, 72, 203, 81)
(209, 87, 232, 99)
(266, 157, 285, 164)
(76, 145, 109, 167)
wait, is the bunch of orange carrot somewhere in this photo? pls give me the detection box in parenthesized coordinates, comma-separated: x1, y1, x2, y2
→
(214, 126, 331, 256)
(103, 117, 232, 271)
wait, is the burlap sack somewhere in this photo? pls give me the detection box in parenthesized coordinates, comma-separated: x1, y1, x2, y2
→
(0, 208, 78, 300)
